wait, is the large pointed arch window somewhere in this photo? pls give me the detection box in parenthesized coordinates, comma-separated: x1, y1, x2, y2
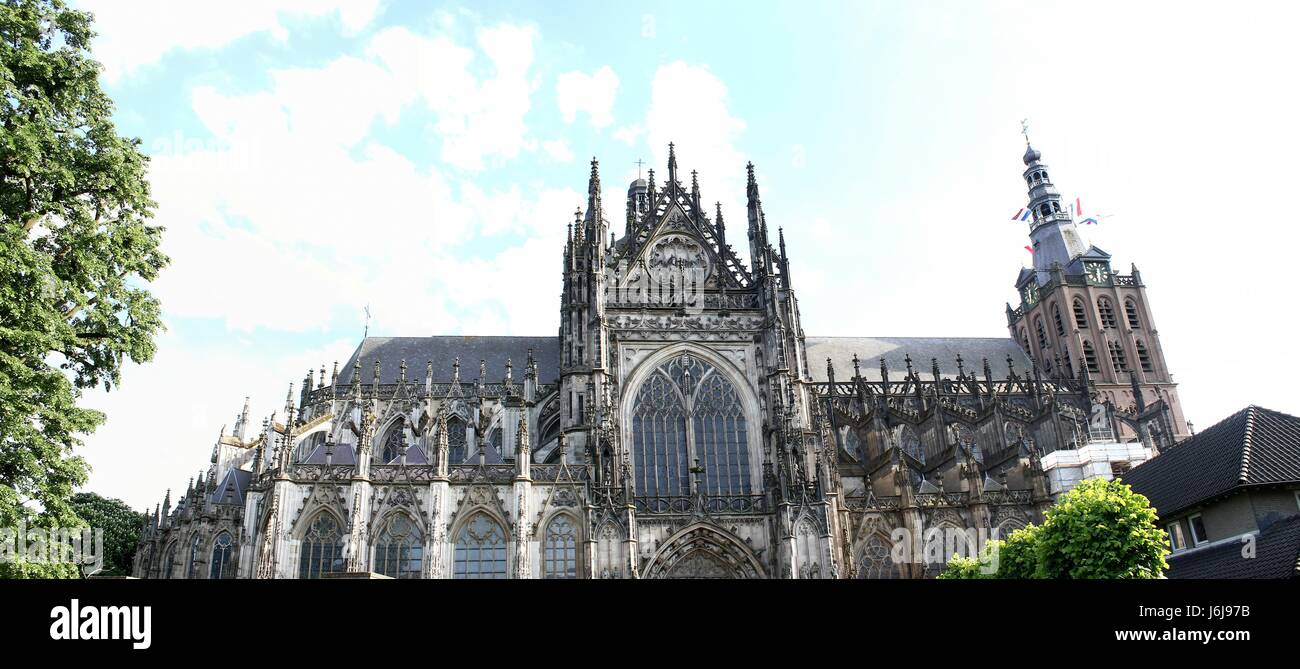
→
(209, 532, 235, 579)
(631, 354, 752, 497)
(543, 514, 579, 579)
(856, 534, 901, 579)
(453, 513, 507, 579)
(375, 514, 423, 579)
(298, 513, 344, 579)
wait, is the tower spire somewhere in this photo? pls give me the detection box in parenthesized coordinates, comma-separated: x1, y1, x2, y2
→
(746, 161, 771, 273)
(1020, 139, 1086, 280)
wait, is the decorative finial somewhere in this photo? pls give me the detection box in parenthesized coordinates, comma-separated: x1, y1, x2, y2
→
(1020, 118, 1030, 145)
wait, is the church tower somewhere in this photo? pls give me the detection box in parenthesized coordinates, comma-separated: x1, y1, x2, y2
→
(1007, 138, 1189, 450)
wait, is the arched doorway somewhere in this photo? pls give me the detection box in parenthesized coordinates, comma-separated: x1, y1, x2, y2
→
(642, 522, 765, 579)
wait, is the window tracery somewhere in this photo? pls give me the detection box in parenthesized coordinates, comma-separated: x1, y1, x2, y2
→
(630, 354, 751, 496)
(298, 513, 344, 579)
(375, 514, 423, 579)
(453, 513, 507, 579)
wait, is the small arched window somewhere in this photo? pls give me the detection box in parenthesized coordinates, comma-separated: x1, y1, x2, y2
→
(162, 542, 178, 579)
(1083, 342, 1100, 375)
(375, 514, 423, 579)
(1136, 341, 1154, 373)
(1125, 299, 1141, 329)
(1052, 303, 1066, 336)
(445, 416, 467, 464)
(453, 513, 507, 579)
(1034, 317, 1049, 350)
(1108, 341, 1129, 373)
(298, 513, 344, 579)
(381, 419, 406, 463)
(1098, 298, 1117, 328)
(1073, 299, 1089, 329)
(187, 534, 202, 579)
(209, 532, 235, 579)
(543, 515, 579, 579)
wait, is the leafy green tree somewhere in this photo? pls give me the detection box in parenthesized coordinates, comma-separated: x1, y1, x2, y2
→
(67, 492, 145, 576)
(940, 480, 1168, 579)
(0, 0, 167, 557)
(1035, 477, 1168, 579)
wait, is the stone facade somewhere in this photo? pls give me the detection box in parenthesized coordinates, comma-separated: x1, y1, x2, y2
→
(134, 141, 1185, 579)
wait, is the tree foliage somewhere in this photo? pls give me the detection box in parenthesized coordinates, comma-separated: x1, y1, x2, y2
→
(940, 479, 1168, 579)
(67, 491, 145, 576)
(0, 0, 166, 537)
(1034, 477, 1168, 579)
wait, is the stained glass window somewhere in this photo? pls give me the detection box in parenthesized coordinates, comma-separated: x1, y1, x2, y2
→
(453, 513, 507, 579)
(375, 515, 423, 579)
(209, 532, 234, 579)
(162, 542, 177, 579)
(543, 515, 578, 579)
(631, 354, 751, 497)
(446, 417, 467, 464)
(187, 534, 202, 578)
(856, 534, 899, 579)
(298, 513, 344, 579)
(381, 420, 405, 463)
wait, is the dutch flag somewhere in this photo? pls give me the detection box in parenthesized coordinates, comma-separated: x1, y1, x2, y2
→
(1011, 208, 1032, 222)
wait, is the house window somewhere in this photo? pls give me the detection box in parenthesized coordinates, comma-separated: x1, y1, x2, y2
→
(1073, 299, 1089, 329)
(1125, 299, 1141, 329)
(1189, 514, 1208, 546)
(1098, 298, 1118, 328)
(1166, 521, 1187, 552)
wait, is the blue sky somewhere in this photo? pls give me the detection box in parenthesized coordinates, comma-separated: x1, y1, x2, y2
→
(73, 1, 1300, 509)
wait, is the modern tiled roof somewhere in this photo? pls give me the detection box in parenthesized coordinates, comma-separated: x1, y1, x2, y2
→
(1166, 515, 1300, 579)
(339, 336, 560, 386)
(1122, 405, 1300, 517)
(805, 336, 1032, 382)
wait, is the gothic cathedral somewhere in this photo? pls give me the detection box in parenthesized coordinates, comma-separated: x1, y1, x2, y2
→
(134, 141, 1190, 579)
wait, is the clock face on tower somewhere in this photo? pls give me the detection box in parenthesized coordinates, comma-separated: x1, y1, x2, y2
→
(1021, 281, 1039, 307)
(1085, 262, 1108, 286)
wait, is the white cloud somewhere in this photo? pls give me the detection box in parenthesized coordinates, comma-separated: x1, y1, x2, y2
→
(556, 65, 620, 129)
(368, 24, 539, 170)
(542, 139, 575, 162)
(613, 124, 642, 146)
(81, 0, 383, 82)
(644, 62, 748, 219)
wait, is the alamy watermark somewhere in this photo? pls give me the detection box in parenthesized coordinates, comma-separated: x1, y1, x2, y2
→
(0, 522, 104, 575)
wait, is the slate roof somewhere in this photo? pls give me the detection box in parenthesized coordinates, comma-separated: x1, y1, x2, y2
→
(336, 335, 1030, 387)
(1166, 515, 1300, 579)
(1122, 405, 1300, 517)
(804, 336, 1032, 382)
(339, 336, 560, 386)
(209, 468, 252, 507)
